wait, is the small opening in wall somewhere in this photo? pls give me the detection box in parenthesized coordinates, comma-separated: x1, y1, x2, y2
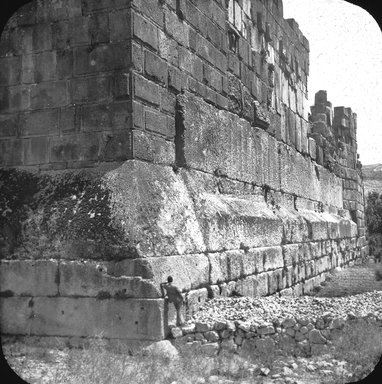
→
(228, 29, 239, 53)
(315, 165, 320, 180)
(350, 210, 357, 224)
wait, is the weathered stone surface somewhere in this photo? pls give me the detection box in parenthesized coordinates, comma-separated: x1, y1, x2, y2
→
(300, 210, 329, 241)
(195, 322, 213, 333)
(187, 288, 209, 316)
(177, 92, 280, 190)
(262, 246, 283, 271)
(170, 327, 183, 338)
(257, 325, 275, 335)
(282, 318, 297, 329)
(192, 193, 284, 252)
(282, 244, 300, 267)
(0, 297, 165, 340)
(0, 162, 207, 260)
(2, 160, 340, 264)
(181, 324, 196, 334)
(208, 252, 229, 284)
(143, 340, 179, 360)
(103, 161, 206, 257)
(0, 260, 58, 297)
(308, 329, 327, 344)
(132, 254, 210, 291)
(59, 261, 160, 298)
(204, 330, 219, 342)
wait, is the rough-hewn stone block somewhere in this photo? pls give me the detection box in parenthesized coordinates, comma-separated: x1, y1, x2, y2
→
(74, 44, 130, 76)
(81, 104, 111, 132)
(59, 261, 159, 298)
(0, 56, 21, 86)
(20, 109, 60, 136)
(301, 211, 328, 241)
(133, 73, 160, 106)
(30, 81, 68, 109)
(133, 254, 209, 291)
(145, 108, 173, 138)
(196, 193, 283, 252)
(103, 130, 132, 161)
(0, 260, 58, 297)
(132, 130, 175, 164)
(262, 246, 283, 271)
(268, 268, 283, 294)
(242, 248, 262, 275)
(50, 133, 100, 162)
(187, 288, 208, 316)
(133, 11, 158, 51)
(0, 297, 165, 340)
(208, 252, 228, 284)
(226, 250, 245, 280)
(23, 136, 50, 165)
(71, 76, 110, 103)
(282, 244, 299, 267)
(144, 50, 168, 85)
(0, 114, 18, 137)
(109, 9, 131, 42)
(165, 8, 189, 47)
(0, 139, 23, 166)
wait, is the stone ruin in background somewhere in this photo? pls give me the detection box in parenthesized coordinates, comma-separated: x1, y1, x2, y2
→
(0, 0, 367, 343)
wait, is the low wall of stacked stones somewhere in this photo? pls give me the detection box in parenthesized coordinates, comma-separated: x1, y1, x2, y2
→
(169, 315, 382, 358)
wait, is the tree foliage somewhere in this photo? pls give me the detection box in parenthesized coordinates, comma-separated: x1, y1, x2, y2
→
(366, 192, 382, 234)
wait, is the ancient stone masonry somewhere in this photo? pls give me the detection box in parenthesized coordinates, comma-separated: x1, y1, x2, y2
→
(0, 0, 367, 342)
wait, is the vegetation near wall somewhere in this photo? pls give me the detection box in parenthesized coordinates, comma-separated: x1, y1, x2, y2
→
(366, 192, 382, 235)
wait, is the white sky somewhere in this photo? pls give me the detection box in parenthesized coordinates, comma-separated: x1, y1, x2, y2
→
(283, 0, 382, 165)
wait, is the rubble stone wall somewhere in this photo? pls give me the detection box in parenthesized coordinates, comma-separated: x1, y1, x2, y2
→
(0, 0, 367, 342)
(169, 313, 382, 358)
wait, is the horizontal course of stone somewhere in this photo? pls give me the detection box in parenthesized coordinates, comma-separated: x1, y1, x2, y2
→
(169, 292, 382, 356)
(178, 91, 343, 208)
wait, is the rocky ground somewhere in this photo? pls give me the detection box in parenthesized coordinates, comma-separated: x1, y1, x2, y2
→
(2, 259, 382, 384)
(2, 338, 380, 384)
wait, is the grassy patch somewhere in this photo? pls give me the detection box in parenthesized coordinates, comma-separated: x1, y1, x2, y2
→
(330, 319, 382, 382)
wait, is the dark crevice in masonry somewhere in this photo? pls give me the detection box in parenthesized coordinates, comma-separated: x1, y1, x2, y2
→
(55, 259, 60, 296)
(293, 194, 298, 211)
(305, 218, 313, 240)
(281, 228, 287, 246)
(262, 184, 271, 204)
(175, 98, 186, 168)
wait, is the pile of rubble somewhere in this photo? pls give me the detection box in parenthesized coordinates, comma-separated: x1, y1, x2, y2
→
(191, 291, 382, 325)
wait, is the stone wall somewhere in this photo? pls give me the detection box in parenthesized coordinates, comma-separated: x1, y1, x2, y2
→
(0, 0, 367, 342)
(169, 312, 382, 359)
(0, 0, 310, 169)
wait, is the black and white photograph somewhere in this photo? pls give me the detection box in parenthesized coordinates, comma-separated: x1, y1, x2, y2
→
(0, 0, 381, 383)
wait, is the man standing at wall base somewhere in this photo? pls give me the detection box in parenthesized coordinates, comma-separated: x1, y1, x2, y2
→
(160, 276, 185, 326)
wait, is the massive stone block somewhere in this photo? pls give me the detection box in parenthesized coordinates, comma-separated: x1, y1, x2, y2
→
(0, 297, 165, 340)
(59, 261, 160, 298)
(0, 260, 58, 297)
